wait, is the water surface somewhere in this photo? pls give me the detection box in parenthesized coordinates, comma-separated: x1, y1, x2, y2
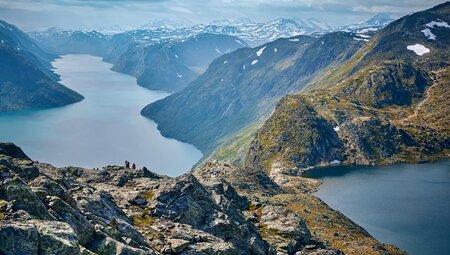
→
(305, 161, 450, 255)
(0, 54, 202, 176)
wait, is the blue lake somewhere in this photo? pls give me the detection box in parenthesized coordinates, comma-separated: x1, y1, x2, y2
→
(305, 161, 450, 255)
(0, 54, 202, 176)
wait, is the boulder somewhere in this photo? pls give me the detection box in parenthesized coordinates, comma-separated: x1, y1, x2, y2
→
(0, 221, 39, 255)
(260, 205, 311, 254)
(0, 177, 52, 219)
(47, 196, 96, 246)
(34, 220, 80, 255)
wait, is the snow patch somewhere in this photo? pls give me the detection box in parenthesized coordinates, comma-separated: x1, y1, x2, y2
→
(177, 73, 183, 78)
(421, 28, 436, 40)
(333, 126, 340, 132)
(235, 39, 246, 46)
(175, 54, 179, 58)
(251, 59, 258, 65)
(223, 61, 228, 64)
(274, 48, 278, 53)
(407, 44, 430, 56)
(242, 65, 246, 70)
(425, 20, 450, 29)
(256, 46, 266, 57)
(215, 48, 222, 54)
(357, 34, 371, 38)
(289, 38, 299, 42)
(330, 160, 341, 164)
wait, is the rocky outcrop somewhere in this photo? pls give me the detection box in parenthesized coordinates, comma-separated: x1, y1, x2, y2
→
(0, 143, 30, 160)
(246, 63, 449, 176)
(194, 161, 404, 255)
(246, 95, 344, 175)
(0, 143, 408, 255)
(0, 143, 358, 255)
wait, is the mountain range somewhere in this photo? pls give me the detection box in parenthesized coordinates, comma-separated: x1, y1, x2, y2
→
(142, 32, 367, 153)
(26, 14, 394, 94)
(143, 2, 450, 171)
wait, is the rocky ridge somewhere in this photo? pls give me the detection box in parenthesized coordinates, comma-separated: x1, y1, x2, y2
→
(0, 143, 404, 255)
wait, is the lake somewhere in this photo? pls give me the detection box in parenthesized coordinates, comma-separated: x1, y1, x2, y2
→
(0, 54, 202, 176)
(305, 161, 450, 255)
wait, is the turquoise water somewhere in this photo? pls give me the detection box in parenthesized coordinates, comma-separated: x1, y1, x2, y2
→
(0, 54, 202, 176)
(305, 161, 450, 255)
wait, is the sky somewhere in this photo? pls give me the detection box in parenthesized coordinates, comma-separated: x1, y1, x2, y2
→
(0, 0, 446, 31)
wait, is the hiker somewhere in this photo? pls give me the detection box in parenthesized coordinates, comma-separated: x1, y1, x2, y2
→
(125, 160, 130, 169)
(132, 163, 136, 170)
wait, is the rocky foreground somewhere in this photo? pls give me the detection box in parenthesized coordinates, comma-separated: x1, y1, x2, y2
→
(0, 143, 405, 255)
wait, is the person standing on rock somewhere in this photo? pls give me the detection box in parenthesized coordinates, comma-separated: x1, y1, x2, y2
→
(132, 163, 136, 170)
(125, 160, 130, 169)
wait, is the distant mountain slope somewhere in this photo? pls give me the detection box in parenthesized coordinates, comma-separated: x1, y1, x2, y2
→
(112, 33, 247, 92)
(1, 21, 57, 76)
(142, 32, 366, 153)
(245, 2, 450, 176)
(0, 20, 83, 112)
(30, 29, 111, 56)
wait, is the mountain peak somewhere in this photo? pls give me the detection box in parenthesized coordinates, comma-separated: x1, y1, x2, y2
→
(366, 13, 393, 26)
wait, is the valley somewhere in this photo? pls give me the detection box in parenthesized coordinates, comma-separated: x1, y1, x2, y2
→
(0, 1, 449, 255)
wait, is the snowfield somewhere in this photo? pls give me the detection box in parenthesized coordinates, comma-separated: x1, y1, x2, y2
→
(407, 44, 430, 56)
(421, 28, 436, 40)
(425, 20, 450, 28)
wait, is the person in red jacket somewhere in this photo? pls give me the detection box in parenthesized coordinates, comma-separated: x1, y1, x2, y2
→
(132, 163, 136, 170)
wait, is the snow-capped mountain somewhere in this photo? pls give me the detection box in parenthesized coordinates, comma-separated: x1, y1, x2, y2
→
(110, 15, 387, 47)
(29, 13, 394, 61)
(106, 17, 335, 47)
(339, 13, 394, 34)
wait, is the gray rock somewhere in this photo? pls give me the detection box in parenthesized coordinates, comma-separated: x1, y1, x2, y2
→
(34, 220, 80, 255)
(0, 177, 52, 220)
(47, 196, 96, 246)
(260, 205, 311, 254)
(0, 221, 39, 255)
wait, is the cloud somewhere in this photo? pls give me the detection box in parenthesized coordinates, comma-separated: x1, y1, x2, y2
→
(0, 0, 446, 31)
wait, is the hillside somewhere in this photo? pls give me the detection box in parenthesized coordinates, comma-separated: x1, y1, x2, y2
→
(245, 2, 450, 177)
(142, 32, 366, 153)
(0, 20, 83, 112)
(112, 33, 247, 92)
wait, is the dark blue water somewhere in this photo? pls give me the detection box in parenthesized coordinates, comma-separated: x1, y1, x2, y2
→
(305, 161, 450, 255)
(0, 55, 202, 176)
